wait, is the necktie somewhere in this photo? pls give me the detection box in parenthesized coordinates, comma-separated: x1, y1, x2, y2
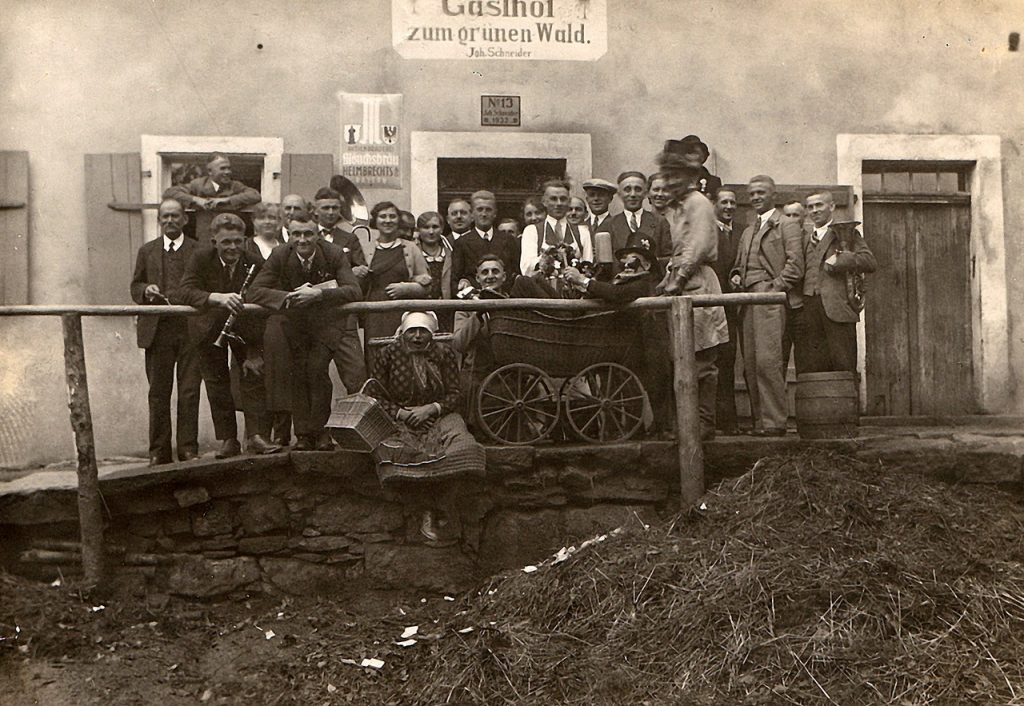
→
(167, 243, 175, 254)
(302, 258, 312, 277)
(629, 211, 639, 233)
(555, 220, 564, 243)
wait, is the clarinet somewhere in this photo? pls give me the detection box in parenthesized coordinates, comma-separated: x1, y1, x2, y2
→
(214, 263, 257, 348)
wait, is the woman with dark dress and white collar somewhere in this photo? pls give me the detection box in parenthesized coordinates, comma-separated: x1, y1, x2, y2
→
(244, 202, 293, 446)
(361, 201, 433, 373)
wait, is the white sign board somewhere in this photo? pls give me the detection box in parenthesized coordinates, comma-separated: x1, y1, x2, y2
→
(392, 0, 607, 61)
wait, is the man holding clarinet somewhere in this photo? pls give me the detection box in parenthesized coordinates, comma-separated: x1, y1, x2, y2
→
(173, 213, 282, 458)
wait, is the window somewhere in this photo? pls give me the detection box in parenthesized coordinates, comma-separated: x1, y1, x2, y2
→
(862, 161, 972, 195)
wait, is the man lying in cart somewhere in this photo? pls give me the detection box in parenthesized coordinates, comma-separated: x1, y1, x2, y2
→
(451, 253, 553, 417)
(562, 245, 675, 438)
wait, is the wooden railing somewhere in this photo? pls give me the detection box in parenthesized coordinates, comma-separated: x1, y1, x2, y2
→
(0, 292, 785, 587)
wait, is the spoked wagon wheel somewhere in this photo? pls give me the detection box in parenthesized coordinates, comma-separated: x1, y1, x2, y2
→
(562, 362, 646, 443)
(476, 363, 560, 445)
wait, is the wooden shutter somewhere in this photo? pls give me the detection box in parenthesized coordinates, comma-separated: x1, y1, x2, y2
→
(279, 154, 335, 203)
(0, 151, 29, 304)
(85, 154, 144, 304)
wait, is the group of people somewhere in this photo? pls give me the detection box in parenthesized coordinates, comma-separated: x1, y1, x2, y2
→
(131, 136, 876, 469)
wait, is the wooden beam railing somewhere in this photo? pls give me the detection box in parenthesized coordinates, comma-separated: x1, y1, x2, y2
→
(0, 292, 785, 588)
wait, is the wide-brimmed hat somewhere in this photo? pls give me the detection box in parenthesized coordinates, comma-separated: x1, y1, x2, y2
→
(663, 134, 710, 160)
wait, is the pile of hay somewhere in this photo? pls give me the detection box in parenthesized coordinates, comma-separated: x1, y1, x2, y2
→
(390, 451, 1024, 704)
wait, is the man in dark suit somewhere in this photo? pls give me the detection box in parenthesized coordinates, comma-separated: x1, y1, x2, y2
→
(163, 154, 262, 240)
(130, 198, 202, 465)
(444, 198, 474, 250)
(582, 178, 616, 233)
(712, 189, 741, 434)
(799, 191, 877, 374)
(172, 213, 281, 458)
(247, 213, 363, 451)
(451, 190, 521, 293)
(729, 175, 805, 436)
(595, 171, 672, 270)
(311, 186, 369, 394)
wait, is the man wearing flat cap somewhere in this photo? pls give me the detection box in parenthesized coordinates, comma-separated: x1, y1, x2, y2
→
(594, 171, 672, 273)
(173, 213, 281, 458)
(582, 178, 616, 233)
(673, 135, 722, 200)
(656, 141, 730, 440)
(163, 153, 262, 240)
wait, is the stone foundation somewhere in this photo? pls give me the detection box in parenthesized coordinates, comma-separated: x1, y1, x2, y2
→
(2, 432, 1021, 598)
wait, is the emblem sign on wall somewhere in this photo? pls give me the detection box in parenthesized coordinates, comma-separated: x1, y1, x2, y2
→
(338, 93, 403, 189)
(391, 0, 608, 61)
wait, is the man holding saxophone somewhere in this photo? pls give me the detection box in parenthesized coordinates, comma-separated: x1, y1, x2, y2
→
(173, 213, 282, 458)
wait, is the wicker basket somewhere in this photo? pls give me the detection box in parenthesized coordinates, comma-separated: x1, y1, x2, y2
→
(488, 310, 638, 377)
(326, 391, 397, 452)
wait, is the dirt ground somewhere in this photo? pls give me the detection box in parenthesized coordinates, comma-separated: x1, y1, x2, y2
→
(4, 450, 1024, 705)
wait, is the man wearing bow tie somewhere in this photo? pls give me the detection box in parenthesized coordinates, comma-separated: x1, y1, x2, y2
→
(519, 179, 594, 274)
(130, 198, 201, 465)
(173, 213, 281, 458)
(799, 191, 876, 374)
(729, 175, 805, 436)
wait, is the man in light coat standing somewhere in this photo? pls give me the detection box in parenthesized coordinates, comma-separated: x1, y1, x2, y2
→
(729, 175, 805, 436)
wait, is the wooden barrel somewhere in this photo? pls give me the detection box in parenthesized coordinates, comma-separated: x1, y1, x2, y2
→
(795, 372, 859, 439)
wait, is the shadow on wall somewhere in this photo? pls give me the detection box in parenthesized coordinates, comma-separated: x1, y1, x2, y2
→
(0, 317, 221, 467)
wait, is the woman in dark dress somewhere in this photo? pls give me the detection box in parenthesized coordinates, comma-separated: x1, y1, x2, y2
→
(415, 211, 454, 331)
(362, 201, 432, 371)
(369, 311, 485, 541)
(244, 202, 292, 445)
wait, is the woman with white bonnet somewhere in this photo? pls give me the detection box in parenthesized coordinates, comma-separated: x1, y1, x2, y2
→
(368, 311, 485, 542)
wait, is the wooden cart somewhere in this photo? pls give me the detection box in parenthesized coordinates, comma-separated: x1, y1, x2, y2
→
(475, 309, 648, 445)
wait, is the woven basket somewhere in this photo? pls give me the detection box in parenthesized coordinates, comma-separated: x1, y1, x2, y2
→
(489, 310, 638, 377)
(327, 392, 397, 452)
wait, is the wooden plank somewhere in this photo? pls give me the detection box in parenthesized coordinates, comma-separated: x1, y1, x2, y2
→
(85, 154, 142, 304)
(279, 154, 335, 205)
(62, 313, 104, 588)
(0, 292, 788, 317)
(863, 203, 911, 415)
(0, 151, 29, 304)
(667, 297, 703, 508)
(912, 202, 974, 414)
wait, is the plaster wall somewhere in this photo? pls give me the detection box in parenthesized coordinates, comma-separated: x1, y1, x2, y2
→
(1, 0, 1023, 463)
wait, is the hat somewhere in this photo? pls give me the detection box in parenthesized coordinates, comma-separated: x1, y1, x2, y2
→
(396, 311, 439, 336)
(582, 178, 617, 193)
(614, 244, 654, 263)
(664, 135, 710, 160)
(210, 212, 245, 232)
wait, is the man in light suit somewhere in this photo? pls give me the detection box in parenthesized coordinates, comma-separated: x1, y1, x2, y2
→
(799, 191, 877, 374)
(130, 198, 201, 465)
(729, 175, 805, 436)
(519, 179, 592, 274)
(595, 171, 672, 271)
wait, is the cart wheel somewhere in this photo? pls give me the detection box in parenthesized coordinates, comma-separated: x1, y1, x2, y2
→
(476, 363, 560, 445)
(562, 363, 647, 443)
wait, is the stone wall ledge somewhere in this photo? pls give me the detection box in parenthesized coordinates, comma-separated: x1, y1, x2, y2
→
(2, 431, 1021, 597)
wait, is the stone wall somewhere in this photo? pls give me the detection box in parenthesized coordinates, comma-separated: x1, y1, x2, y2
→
(3, 432, 1021, 599)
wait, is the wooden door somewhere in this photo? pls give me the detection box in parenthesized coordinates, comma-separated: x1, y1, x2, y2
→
(863, 198, 973, 415)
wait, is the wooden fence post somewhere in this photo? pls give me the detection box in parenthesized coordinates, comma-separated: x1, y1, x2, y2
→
(61, 314, 104, 588)
(668, 297, 704, 508)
